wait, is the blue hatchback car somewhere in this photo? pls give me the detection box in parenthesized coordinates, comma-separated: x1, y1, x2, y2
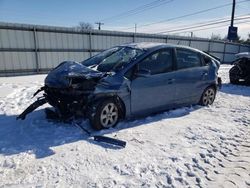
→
(18, 42, 221, 130)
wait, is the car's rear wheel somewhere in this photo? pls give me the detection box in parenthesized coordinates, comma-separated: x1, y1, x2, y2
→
(89, 99, 120, 130)
(199, 86, 216, 106)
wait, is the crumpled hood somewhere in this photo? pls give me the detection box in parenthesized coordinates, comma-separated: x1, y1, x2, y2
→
(45, 61, 104, 88)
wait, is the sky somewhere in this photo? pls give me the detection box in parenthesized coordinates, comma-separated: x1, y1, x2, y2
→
(0, 0, 249, 39)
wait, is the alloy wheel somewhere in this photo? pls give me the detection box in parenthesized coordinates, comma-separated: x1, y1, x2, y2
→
(202, 88, 215, 105)
(100, 103, 119, 128)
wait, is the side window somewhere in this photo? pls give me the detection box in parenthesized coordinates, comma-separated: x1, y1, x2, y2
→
(138, 49, 173, 75)
(201, 54, 212, 66)
(176, 49, 201, 70)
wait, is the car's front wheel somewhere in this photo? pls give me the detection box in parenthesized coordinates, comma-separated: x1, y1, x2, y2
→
(89, 99, 120, 130)
(199, 86, 216, 106)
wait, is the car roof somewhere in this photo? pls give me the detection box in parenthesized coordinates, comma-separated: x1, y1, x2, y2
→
(235, 52, 250, 59)
(118, 42, 220, 67)
(118, 42, 200, 52)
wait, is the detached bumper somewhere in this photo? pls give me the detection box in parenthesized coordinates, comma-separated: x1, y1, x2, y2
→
(16, 97, 47, 120)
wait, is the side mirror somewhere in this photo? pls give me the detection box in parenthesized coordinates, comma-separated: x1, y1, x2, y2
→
(135, 69, 151, 78)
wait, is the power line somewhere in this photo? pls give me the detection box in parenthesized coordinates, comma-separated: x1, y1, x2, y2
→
(236, 2, 250, 12)
(119, 14, 249, 34)
(152, 15, 233, 33)
(99, 0, 172, 22)
(156, 17, 250, 34)
(120, 0, 250, 31)
(160, 17, 250, 34)
(98, 0, 174, 23)
(171, 20, 250, 35)
(155, 15, 250, 34)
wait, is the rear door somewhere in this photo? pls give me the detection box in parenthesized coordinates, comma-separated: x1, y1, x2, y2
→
(130, 48, 176, 116)
(174, 48, 209, 105)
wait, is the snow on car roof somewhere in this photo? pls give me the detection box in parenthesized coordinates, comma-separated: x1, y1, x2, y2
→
(235, 52, 250, 59)
(119, 42, 198, 51)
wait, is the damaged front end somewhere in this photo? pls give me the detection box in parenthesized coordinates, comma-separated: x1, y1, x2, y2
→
(17, 61, 105, 120)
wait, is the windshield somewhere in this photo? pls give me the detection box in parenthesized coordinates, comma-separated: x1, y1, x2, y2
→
(81, 46, 144, 72)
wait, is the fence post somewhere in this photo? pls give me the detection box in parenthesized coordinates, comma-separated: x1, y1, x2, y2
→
(33, 27, 39, 72)
(89, 30, 92, 57)
(208, 40, 211, 53)
(222, 42, 226, 63)
(189, 37, 191, 46)
(133, 33, 136, 43)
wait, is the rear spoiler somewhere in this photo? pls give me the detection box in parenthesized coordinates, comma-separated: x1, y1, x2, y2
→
(203, 51, 221, 62)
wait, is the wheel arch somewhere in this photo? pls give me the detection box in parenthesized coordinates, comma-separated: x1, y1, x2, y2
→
(208, 83, 217, 91)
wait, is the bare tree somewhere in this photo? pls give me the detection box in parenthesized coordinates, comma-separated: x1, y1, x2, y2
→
(224, 33, 250, 44)
(243, 33, 250, 45)
(76, 22, 93, 31)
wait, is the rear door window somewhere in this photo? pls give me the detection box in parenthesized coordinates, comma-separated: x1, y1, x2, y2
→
(201, 54, 212, 66)
(138, 49, 173, 75)
(176, 49, 202, 70)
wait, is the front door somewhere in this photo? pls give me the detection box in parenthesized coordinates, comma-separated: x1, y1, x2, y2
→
(130, 48, 176, 116)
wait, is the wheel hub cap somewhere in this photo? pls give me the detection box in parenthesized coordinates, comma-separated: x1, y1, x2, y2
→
(203, 88, 215, 105)
(100, 103, 118, 128)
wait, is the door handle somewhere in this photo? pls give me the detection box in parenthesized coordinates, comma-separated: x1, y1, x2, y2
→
(201, 72, 208, 80)
(202, 70, 208, 75)
(167, 78, 175, 84)
(202, 72, 208, 77)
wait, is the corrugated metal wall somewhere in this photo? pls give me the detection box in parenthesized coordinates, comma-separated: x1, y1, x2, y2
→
(0, 22, 249, 76)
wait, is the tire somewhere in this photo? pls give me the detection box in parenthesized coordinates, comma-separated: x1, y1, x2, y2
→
(245, 75, 250, 85)
(229, 66, 240, 84)
(199, 86, 216, 106)
(89, 99, 120, 130)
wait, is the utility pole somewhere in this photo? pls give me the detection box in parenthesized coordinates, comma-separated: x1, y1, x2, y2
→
(230, 0, 236, 27)
(134, 23, 137, 33)
(227, 0, 237, 41)
(190, 32, 193, 38)
(95, 22, 104, 30)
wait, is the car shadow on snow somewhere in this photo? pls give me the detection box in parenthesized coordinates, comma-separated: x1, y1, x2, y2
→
(220, 83, 250, 97)
(0, 109, 93, 158)
(0, 105, 201, 158)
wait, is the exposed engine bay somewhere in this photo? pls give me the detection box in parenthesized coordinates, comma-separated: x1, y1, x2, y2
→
(16, 58, 128, 147)
(17, 61, 106, 121)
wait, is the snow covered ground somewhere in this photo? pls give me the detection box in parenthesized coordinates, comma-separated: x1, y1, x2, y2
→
(0, 65, 249, 188)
